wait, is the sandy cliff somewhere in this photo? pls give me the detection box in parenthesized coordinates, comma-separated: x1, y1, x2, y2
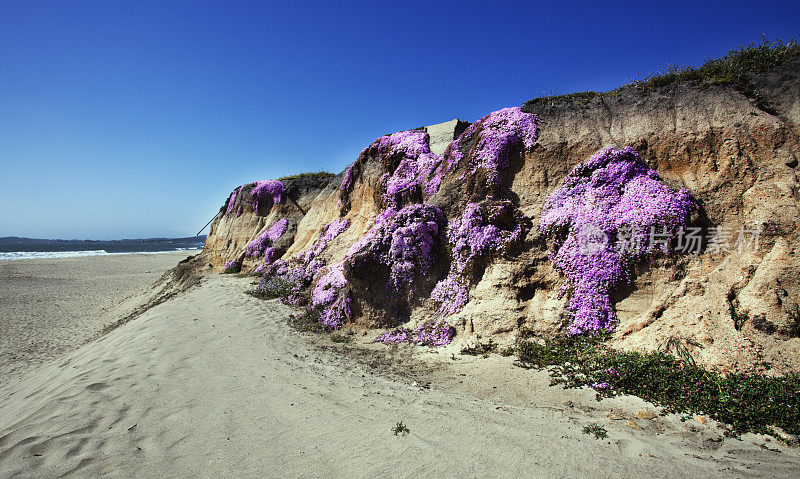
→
(202, 57, 800, 374)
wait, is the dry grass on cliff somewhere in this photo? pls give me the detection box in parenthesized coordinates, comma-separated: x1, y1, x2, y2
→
(277, 171, 336, 182)
(528, 36, 799, 104)
(628, 35, 799, 90)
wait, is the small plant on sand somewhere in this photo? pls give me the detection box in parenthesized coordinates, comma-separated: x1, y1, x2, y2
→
(330, 333, 350, 343)
(499, 346, 516, 357)
(246, 276, 297, 300)
(583, 423, 608, 440)
(461, 339, 497, 356)
(392, 421, 410, 436)
(223, 260, 242, 274)
(287, 309, 326, 333)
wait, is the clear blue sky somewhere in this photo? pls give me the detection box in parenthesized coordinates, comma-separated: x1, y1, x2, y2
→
(1, 0, 798, 239)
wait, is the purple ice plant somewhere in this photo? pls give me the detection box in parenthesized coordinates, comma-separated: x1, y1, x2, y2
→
(431, 200, 531, 316)
(250, 180, 285, 213)
(297, 218, 351, 264)
(374, 320, 455, 347)
(339, 130, 442, 213)
(539, 146, 695, 335)
(430, 274, 469, 317)
(311, 262, 351, 329)
(443, 107, 539, 190)
(244, 218, 288, 258)
(337, 107, 538, 219)
(346, 203, 444, 301)
(304, 204, 444, 330)
(338, 163, 357, 210)
(225, 187, 242, 216)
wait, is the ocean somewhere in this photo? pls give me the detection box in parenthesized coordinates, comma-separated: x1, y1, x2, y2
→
(0, 236, 206, 261)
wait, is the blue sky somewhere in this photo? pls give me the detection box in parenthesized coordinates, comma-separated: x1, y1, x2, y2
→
(1, 0, 798, 239)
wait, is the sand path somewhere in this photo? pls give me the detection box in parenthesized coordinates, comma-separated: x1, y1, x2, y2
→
(1, 275, 797, 478)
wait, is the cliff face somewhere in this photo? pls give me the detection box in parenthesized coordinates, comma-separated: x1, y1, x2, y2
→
(203, 175, 337, 269)
(202, 57, 800, 374)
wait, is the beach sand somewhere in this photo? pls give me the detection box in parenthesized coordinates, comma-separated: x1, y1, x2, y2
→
(1, 270, 798, 477)
(0, 252, 197, 381)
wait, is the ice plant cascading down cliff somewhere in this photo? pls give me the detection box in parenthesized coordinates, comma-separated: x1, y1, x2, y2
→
(539, 147, 695, 335)
(245, 218, 289, 273)
(367, 107, 539, 345)
(224, 180, 285, 217)
(257, 218, 351, 313)
(427, 107, 539, 317)
(260, 107, 539, 340)
(431, 200, 531, 316)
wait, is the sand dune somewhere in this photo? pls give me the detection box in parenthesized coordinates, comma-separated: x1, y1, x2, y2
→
(1, 273, 798, 478)
(0, 252, 196, 382)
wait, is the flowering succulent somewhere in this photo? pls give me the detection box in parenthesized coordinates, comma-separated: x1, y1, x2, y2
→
(297, 218, 351, 264)
(244, 218, 288, 258)
(374, 320, 455, 347)
(373, 130, 442, 205)
(443, 107, 539, 190)
(539, 147, 695, 335)
(224, 187, 242, 216)
(224, 179, 284, 217)
(311, 262, 351, 329)
(346, 203, 445, 302)
(431, 200, 531, 316)
(430, 273, 469, 316)
(254, 217, 349, 320)
(338, 107, 537, 220)
(250, 180, 285, 213)
(338, 162, 357, 210)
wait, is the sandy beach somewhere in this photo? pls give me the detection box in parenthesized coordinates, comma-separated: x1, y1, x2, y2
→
(0, 252, 197, 381)
(1, 264, 798, 478)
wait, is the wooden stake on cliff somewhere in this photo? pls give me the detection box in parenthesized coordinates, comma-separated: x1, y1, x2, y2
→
(196, 213, 219, 236)
(286, 188, 306, 215)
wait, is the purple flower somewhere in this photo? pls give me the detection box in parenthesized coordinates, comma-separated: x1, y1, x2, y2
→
(224, 187, 242, 216)
(244, 218, 288, 258)
(297, 218, 350, 264)
(540, 147, 695, 334)
(375, 320, 455, 347)
(250, 180, 285, 213)
(223, 260, 241, 274)
(432, 200, 530, 316)
(443, 107, 539, 190)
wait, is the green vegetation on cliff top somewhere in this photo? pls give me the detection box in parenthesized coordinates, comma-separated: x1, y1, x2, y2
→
(530, 36, 799, 104)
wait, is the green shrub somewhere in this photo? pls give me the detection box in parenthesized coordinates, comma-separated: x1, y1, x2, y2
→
(245, 276, 296, 300)
(583, 423, 608, 440)
(287, 308, 326, 333)
(392, 421, 410, 436)
(516, 336, 800, 437)
(528, 36, 799, 104)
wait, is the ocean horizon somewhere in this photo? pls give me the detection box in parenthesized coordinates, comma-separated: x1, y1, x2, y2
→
(0, 236, 206, 261)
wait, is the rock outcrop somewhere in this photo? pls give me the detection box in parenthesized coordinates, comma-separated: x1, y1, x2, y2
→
(202, 57, 800, 374)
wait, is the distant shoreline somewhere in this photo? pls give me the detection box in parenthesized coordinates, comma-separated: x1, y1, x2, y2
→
(0, 248, 203, 262)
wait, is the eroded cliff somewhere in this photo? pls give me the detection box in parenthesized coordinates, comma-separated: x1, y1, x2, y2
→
(202, 56, 800, 374)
